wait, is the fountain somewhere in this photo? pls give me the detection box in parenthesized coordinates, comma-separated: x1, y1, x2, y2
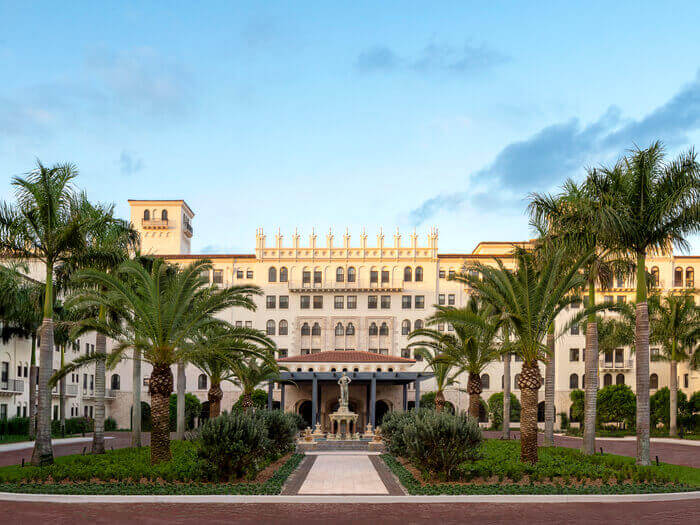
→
(328, 372, 359, 440)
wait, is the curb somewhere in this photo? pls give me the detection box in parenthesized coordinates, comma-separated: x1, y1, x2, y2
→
(0, 491, 698, 504)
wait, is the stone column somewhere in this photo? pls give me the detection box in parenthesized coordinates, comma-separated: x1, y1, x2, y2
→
(312, 374, 318, 427)
(281, 383, 286, 412)
(415, 379, 421, 408)
(402, 384, 407, 411)
(370, 374, 377, 428)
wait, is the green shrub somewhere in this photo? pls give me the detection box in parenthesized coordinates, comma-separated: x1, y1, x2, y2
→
(597, 384, 636, 427)
(487, 392, 521, 429)
(51, 417, 93, 435)
(232, 389, 268, 411)
(169, 393, 201, 431)
(569, 389, 584, 423)
(104, 417, 118, 432)
(650, 387, 692, 430)
(287, 412, 306, 431)
(197, 411, 271, 481)
(253, 410, 298, 455)
(380, 410, 416, 455)
(401, 409, 482, 480)
(419, 391, 455, 412)
(559, 411, 569, 430)
(0, 417, 29, 436)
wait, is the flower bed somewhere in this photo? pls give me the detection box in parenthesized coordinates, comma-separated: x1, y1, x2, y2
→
(382, 439, 700, 495)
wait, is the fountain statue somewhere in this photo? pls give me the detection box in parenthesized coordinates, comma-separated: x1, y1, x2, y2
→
(329, 372, 359, 439)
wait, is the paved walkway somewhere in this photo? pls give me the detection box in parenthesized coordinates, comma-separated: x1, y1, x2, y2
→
(0, 436, 115, 452)
(298, 453, 388, 495)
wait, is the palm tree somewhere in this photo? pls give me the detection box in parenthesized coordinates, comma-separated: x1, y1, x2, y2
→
(502, 329, 512, 439)
(529, 178, 633, 453)
(416, 298, 502, 418)
(0, 162, 93, 466)
(456, 247, 590, 463)
(404, 336, 461, 412)
(650, 292, 699, 436)
(62, 258, 261, 463)
(596, 142, 699, 464)
(181, 325, 275, 418)
(231, 357, 283, 411)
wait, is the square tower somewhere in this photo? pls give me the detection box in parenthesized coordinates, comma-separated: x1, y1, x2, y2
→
(128, 200, 194, 255)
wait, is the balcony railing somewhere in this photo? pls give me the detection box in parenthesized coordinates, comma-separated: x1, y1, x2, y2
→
(184, 222, 193, 237)
(141, 218, 169, 229)
(287, 280, 403, 292)
(600, 359, 633, 370)
(0, 379, 24, 394)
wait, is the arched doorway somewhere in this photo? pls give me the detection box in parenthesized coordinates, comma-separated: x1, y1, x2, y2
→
(375, 400, 390, 425)
(537, 401, 545, 423)
(478, 400, 488, 423)
(298, 400, 313, 428)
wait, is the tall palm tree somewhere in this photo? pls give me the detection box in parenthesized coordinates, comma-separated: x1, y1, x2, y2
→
(416, 298, 502, 418)
(650, 292, 699, 436)
(529, 178, 633, 453)
(0, 162, 94, 465)
(62, 258, 261, 463)
(231, 357, 283, 411)
(502, 329, 512, 439)
(596, 142, 699, 464)
(456, 247, 590, 463)
(181, 325, 275, 418)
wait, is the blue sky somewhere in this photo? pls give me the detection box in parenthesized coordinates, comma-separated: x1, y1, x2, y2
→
(2, 1, 699, 253)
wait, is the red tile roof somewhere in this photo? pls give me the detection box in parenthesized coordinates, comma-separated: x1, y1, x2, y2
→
(277, 350, 415, 363)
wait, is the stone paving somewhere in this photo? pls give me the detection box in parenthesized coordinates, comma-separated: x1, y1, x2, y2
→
(297, 453, 389, 495)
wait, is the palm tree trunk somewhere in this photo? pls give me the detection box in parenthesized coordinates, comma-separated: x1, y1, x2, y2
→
(176, 362, 186, 439)
(519, 362, 542, 464)
(467, 372, 482, 420)
(149, 363, 174, 464)
(583, 285, 599, 455)
(635, 253, 650, 465)
(241, 392, 253, 411)
(29, 334, 37, 440)
(544, 327, 555, 446)
(503, 353, 511, 439)
(131, 347, 141, 447)
(30, 318, 54, 466)
(433, 389, 445, 412)
(669, 360, 678, 437)
(92, 331, 106, 454)
(208, 381, 223, 419)
(59, 345, 65, 436)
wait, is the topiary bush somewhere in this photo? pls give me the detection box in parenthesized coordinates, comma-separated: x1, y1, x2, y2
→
(197, 411, 271, 481)
(253, 410, 298, 455)
(401, 409, 483, 480)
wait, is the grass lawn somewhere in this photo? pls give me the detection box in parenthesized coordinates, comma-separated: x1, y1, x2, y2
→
(383, 439, 700, 495)
(0, 441, 303, 495)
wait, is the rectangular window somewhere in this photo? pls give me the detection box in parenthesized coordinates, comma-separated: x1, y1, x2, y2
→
(83, 374, 88, 389)
(402, 296, 411, 309)
(381, 295, 391, 309)
(438, 294, 445, 305)
(302, 270, 311, 284)
(334, 296, 344, 309)
(235, 320, 243, 327)
(266, 296, 276, 309)
(614, 348, 624, 364)
(401, 348, 411, 359)
(313, 295, 323, 309)
(448, 294, 456, 306)
(236, 269, 243, 279)
(439, 270, 446, 279)
(570, 324, 579, 335)
(84, 406, 88, 418)
(448, 270, 455, 279)
(368, 348, 378, 354)
(300, 296, 310, 309)
(311, 348, 321, 354)
(617, 296, 626, 304)
(438, 323, 445, 332)
(213, 269, 223, 284)
(347, 295, 357, 309)
(651, 348, 660, 361)
(379, 348, 388, 355)
(246, 270, 253, 279)
(368, 295, 378, 309)
(279, 296, 289, 309)
(278, 348, 288, 358)
(370, 270, 378, 283)
(381, 270, 389, 283)
(314, 270, 322, 284)
(569, 348, 579, 362)
(415, 296, 425, 309)
(684, 374, 689, 388)
(52, 405, 58, 421)
(301, 349, 310, 355)
(0, 362, 7, 382)
(604, 295, 613, 304)
(245, 321, 252, 328)
(89, 406, 93, 418)
(90, 375, 94, 390)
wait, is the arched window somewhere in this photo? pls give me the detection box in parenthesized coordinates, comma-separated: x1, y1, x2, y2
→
(336, 267, 344, 282)
(268, 267, 277, 282)
(686, 267, 695, 288)
(414, 319, 423, 330)
(369, 322, 378, 336)
(335, 323, 344, 336)
(266, 320, 276, 335)
(301, 322, 310, 336)
(347, 267, 356, 283)
(674, 267, 683, 287)
(143, 209, 150, 221)
(346, 323, 355, 336)
(311, 322, 321, 336)
(403, 267, 412, 282)
(481, 374, 490, 390)
(651, 267, 660, 287)
(279, 267, 288, 282)
(514, 374, 520, 390)
(198, 374, 207, 390)
(650, 373, 659, 389)
(379, 322, 389, 336)
(278, 320, 288, 335)
(401, 319, 411, 335)
(616, 373, 625, 385)
(161, 209, 168, 221)
(569, 373, 579, 389)
(111, 374, 120, 391)
(603, 373, 612, 386)
(415, 266, 423, 282)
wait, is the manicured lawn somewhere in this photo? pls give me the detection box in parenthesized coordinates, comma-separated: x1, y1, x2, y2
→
(382, 439, 700, 495)
(0, 441, 303, 494)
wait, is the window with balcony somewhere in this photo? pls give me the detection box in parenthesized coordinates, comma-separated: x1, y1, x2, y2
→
(381, 270, 389, 284)
(313, 296, 323, 309)
(266, 320, 275, 335)
(334, 296, 344, 309)
(336, 267, 344, 282)
(347, 295, 357, 309)
(415, 296, 425, 309)
(368, 295, 378, 309)
(381, 295, 391, 309)
(370, 270, 378, 283)
(302, 270, 311, 284)
(346, 323, 355, 335)
(266, 296, 276, 309)
(268, 267, 277, 282)
(614, 348, 624, 364)
(402, 295, 411, 309)
(448, 294, 455, 306)
(438, 294, 445, 305)
(369, 323, 378, 336)
(314, 270, 322, 284)
(143, 210, 150, 220)
(347, 267, 356, 282)
(279, 320, 288, 335)
(280, 267, 288, 282)
(415, 267, 424, 282)
(279, 295, 289, 309)
(674, 267, 683, 287)
(401, 319, 410, 335)
(335, 323, 344, 336)
(300, 296, 310, 309)
(311, 323, 321, 336)
(404, 267, 412, 281)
